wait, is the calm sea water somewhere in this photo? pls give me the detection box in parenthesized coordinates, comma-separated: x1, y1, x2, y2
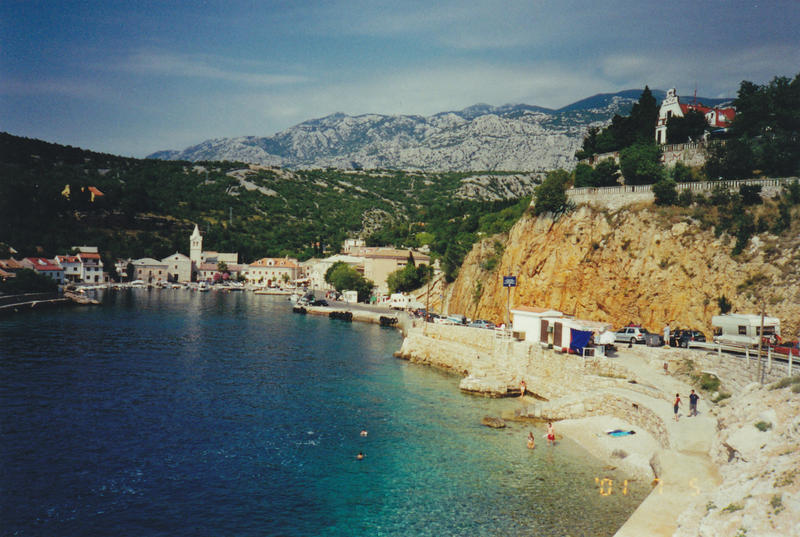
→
(0, 290, 647, 536)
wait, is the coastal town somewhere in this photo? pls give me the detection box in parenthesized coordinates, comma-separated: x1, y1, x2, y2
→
(3, 1, 799, 531)
(0, 225, 430, 298)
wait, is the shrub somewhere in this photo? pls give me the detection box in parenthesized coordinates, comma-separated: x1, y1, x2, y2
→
(717, 295, 732, 314)
(0, 268, 58, 293)
(754, 421, 772, 432)
(653, 178, 678, 205)
(712, 392, 731, 403)
(700, 373, 721, 392)
(533, 169, 570, 216)
(620, 143, 664, 185)
(672, 162, 695, 182)
(739, 184, 763, 206)
(676, 189, 694, 207)
(573, 162, 594, 188)
(722, 502, 744, 513)
(769, 376, 800, 390)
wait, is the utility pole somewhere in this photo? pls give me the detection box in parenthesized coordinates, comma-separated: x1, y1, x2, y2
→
(757, 302, 765, 384)
(424, 276, 430, 336)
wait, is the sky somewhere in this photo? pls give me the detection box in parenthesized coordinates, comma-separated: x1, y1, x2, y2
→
(1, 0, 798, 157)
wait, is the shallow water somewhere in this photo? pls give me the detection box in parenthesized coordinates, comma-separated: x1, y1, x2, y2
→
(0, 289, 647, 536)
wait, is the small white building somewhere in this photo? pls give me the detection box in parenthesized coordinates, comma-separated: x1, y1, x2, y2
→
(161, 252, 193, 283)
(55, 255, 83, 283)
(511, 305, 612, 355)
(510, 306, 564, 343)
(77, 252, 104, 283)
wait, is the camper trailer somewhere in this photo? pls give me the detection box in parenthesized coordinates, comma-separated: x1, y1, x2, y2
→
(711, 313, 781, 347)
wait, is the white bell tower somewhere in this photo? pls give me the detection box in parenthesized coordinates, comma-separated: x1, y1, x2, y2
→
(190, 224, 203, 265)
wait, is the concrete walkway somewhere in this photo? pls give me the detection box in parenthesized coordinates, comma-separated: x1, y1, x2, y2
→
(607, 348, 722, 537)
(518, 346, 723, 537)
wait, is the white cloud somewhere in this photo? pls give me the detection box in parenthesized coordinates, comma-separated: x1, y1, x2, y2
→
(121, 50, 310, 86)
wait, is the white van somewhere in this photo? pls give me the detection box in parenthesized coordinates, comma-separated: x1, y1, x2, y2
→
(390, 293, 409, 310)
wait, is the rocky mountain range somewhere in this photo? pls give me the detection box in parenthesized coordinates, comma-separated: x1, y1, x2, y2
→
(150, 89, 680, 171)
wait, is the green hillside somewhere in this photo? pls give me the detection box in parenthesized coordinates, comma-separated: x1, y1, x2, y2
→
(0, 133, 531, 278)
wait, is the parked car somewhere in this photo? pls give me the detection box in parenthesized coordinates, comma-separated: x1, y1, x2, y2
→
(425, 312, 442, 323)
(773, 341, 800, 357)
(670, 329, 706, 348)
(614, 326, 650, 345)
(446, 314, 467, 325)
(310, 299, 329, 307)
(468, 319, 496, 329)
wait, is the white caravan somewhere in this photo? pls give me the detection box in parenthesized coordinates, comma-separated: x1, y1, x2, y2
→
(711, 313, 781, 346)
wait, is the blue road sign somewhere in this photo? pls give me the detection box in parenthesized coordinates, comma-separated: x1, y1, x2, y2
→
(503, 276, 517, 287)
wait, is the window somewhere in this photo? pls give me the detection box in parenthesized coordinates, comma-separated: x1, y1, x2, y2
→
(738, 325, 747, 335)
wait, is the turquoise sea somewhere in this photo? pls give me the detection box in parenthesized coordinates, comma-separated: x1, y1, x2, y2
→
(0, 290, 647, 536)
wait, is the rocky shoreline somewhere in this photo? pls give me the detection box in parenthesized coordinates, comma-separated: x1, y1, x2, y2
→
(395, 323, 800, 537)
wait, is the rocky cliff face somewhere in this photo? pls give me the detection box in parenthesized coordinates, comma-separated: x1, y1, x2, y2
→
(446, 205, 800, 337)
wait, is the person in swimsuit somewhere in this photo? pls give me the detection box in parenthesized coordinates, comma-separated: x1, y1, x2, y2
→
(520, 380, 526, 398)
(673, 393, 681, 421)
(356, 452, 365, 460)
(527, 431, 535, 449)
(546, 422, 555, 445)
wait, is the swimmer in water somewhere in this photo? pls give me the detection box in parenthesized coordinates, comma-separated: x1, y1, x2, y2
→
(527, 431, 535, 449)
(360, 429, 368, 437)
(356, 452, 364, 460)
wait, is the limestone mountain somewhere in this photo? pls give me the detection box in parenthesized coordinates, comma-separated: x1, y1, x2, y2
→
(148, 90, 671, 171)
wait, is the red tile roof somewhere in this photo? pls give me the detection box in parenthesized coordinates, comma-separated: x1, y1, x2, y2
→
(24, 257, 62, 271)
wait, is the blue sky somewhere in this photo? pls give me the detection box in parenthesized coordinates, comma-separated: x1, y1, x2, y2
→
(1, 0, 798, 157)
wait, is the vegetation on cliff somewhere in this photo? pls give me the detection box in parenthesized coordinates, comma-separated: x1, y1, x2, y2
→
(704, 73, 800, 179)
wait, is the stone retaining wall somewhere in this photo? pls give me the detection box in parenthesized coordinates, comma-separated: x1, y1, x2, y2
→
(517, 392, 671, 449)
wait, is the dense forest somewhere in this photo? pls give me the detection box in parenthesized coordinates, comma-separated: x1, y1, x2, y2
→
(0, 133, 532, 279)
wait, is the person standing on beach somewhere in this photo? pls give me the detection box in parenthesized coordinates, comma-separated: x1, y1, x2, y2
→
(520, 380, 526, 398)
(546, 422, 555, 445)
(673, 393, 682, 421)
(664, 324, 670, 347)
(689, 390, 699, 417)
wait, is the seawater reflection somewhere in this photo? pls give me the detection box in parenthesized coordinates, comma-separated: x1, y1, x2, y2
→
(0, 289, 647, 536)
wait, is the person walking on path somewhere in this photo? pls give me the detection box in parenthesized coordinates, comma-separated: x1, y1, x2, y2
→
(673, 393, 682, 421)
(689, 389, 699, 417)
(546, 422, 555, 445)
